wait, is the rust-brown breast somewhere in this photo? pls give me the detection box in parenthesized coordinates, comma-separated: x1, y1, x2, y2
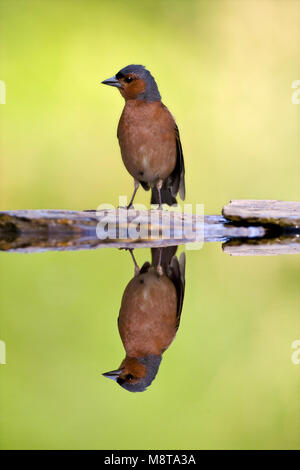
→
(117, 101, 177, 185)
(118, 269, 178, 357)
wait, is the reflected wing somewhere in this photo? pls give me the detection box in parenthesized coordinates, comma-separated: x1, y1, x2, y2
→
(152, 247, 186, 329)
(167, 252, 186, 330)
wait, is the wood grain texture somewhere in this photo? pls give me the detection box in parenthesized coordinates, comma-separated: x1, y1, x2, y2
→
(223, 199, 300, 227)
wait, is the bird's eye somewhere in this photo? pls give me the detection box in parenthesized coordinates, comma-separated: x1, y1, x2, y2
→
(126, 374, 134, 381)
(125, 76, 133, 83)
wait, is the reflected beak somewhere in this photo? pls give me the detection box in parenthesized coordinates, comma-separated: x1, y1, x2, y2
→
(102, 368, 123, 381)
(101, 75, 122, 88)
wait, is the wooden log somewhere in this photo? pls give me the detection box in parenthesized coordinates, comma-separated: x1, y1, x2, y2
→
(223, 199, 300, 227)
(0, 209, 265, 253)
(2, 199, 300, 254)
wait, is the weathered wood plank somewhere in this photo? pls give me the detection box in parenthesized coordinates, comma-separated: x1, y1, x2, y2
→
(223, 199, 300, 227)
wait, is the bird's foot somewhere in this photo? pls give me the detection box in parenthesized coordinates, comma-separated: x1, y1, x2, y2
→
(134, 265, 140, 277)
(117, 205, 134, 210)
(150, 204, 163, 211)
(157, 264, 163, 277)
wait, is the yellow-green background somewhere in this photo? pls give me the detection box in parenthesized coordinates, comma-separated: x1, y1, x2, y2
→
(0, 0, 299, 450)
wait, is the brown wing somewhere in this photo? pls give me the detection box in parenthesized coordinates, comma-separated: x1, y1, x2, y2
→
(170, 124, 185, 200)
(160, 104, 185, 201)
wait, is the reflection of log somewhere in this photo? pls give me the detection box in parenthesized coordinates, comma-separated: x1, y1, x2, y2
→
(223, 200, 300, 227)
(223, 236, 300, 256)
(0, 209, 265, 253)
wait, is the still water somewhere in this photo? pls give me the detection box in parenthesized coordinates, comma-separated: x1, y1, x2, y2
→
(0, 229, 299, 449)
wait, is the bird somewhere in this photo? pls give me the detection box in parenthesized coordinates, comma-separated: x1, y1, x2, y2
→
(101, 64, 185, 208)
(102, 247, 186, 392)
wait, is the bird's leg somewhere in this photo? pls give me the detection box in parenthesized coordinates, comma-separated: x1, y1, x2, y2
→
(156, 247, 163, 276)
(128, 248, 140, 276)
(127, 179, 140, 209)
(155, 182, 163, 275)
(156, 179, 163, 210)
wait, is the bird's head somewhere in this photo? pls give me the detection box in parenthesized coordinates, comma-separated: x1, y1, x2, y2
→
(102, 355, 162, 393)
(101, 64, 161, 102)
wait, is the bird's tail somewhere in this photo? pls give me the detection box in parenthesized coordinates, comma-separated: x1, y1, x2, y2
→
(151, 186, 177, 206)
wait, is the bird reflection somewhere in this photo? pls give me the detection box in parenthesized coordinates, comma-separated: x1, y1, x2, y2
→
(103, 246, 186, 392)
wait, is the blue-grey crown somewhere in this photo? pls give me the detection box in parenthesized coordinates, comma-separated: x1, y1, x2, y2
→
(116, 64, 161, 102)
(118, 355, 162, 392)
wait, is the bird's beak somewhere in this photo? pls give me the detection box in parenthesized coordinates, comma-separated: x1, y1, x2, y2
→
(101, 76, 122, 88)
(102, 368, 123, 381)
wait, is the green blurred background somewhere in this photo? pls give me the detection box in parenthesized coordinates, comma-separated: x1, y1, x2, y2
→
(0, 0, 299, 450)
